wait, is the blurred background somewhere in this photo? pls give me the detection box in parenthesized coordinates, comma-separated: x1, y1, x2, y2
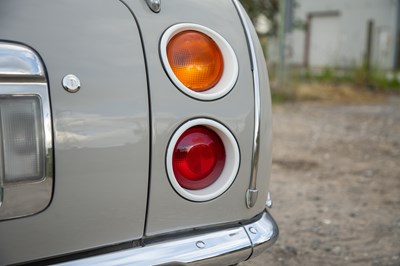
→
(239, 0, 400, 265)
(241, 0, 400, 95)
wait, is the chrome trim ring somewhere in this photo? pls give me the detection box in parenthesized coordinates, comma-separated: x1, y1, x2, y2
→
(160, 23, 239, 101)
(62, 74, 81, 93)
(166, 118, 240, 202)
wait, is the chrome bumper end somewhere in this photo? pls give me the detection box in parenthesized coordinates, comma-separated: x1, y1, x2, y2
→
(58, 210, 278, 266)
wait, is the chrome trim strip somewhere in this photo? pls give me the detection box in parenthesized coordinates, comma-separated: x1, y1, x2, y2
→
(266, 191, 273, 208)
(0, 43, 45, 79)
(144, 0, 161, 13)
(0, 42, 53, 221)
(57, 210, 278, 266)
(232, 0, 261, 208)
(0, 187, 3, 208)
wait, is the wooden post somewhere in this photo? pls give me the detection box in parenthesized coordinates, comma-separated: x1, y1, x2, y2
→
(304, 14, 311, 68)
(365, 19, 373, 74)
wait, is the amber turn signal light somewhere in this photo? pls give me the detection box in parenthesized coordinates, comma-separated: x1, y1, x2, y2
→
(167, 30, 224, 92)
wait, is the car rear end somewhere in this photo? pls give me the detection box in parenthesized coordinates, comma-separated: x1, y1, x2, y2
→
(0, 0, 277, 265)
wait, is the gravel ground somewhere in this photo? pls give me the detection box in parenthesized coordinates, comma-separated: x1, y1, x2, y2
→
(241, 94, 400, 266)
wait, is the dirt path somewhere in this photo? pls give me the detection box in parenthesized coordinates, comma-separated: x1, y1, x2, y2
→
(241, 95, 400, 266)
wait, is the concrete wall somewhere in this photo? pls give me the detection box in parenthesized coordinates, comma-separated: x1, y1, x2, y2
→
(283, 0, 398, 70)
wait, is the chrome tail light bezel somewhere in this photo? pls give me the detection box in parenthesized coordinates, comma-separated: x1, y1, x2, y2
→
(0, 42, 53, 221)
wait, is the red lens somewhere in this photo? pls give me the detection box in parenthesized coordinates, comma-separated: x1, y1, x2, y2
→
(172, 126, 225, 190)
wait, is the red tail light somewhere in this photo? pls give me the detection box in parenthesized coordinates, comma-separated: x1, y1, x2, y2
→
(172, 126, 225, 190)
(167, 119, 240, 201)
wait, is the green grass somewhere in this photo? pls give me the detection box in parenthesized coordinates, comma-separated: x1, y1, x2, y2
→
(296, 66, 400, 90)
(271, 90, 293, 104)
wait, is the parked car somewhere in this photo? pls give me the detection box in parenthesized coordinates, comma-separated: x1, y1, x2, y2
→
(0, 0, 278, 265)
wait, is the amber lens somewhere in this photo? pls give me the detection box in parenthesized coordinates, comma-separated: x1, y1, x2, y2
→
(167, 30, 224, 92)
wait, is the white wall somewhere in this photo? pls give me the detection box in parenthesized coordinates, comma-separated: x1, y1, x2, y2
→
(284, 0, 398, 70)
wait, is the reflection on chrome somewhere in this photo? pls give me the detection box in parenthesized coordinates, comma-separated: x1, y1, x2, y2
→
(232, 0, 262, 209)
(57, 210, 278, 266)
(144, 0, 161, 13)
(0, 42, 45, 78)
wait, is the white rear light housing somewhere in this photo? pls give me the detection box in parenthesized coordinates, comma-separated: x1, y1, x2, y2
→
(166, 118, 240, 201)
(160, 23, 239, 101)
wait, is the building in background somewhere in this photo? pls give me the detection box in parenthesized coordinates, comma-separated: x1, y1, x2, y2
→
(269, 0, 400, 71)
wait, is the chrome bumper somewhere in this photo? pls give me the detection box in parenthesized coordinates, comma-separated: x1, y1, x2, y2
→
(57, 210, 278, 266)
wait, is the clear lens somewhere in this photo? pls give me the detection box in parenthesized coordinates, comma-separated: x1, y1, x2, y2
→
(0, 96, 44, 183)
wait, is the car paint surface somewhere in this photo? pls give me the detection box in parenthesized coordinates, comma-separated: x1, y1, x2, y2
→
(123, 0, 267, 236)
(0, 0, 150, 264)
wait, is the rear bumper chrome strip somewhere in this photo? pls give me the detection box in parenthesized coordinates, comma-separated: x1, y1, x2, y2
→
(57, 210, 278, 266)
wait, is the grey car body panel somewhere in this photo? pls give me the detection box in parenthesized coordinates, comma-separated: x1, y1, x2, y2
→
(122, 0, 272, 235)
(0, 0, 273, 264)
(0, 0, 149, 264)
